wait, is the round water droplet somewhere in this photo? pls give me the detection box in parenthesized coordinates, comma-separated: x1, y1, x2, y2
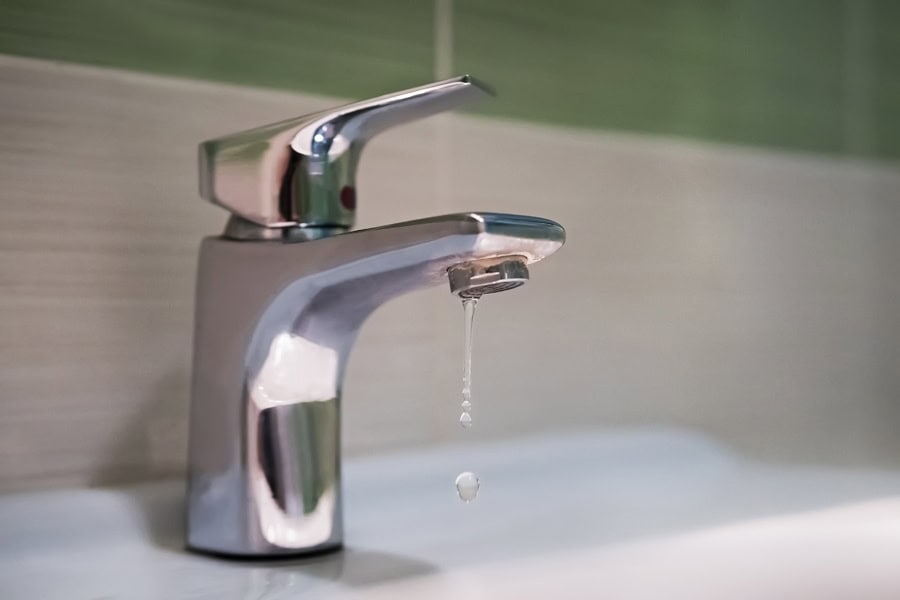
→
(461, 400, 472, 411)
(455, 471, 480, 503)
(459, 412, 473, 428)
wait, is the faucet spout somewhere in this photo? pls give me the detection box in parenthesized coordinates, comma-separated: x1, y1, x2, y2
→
(188, 212, 564, 557)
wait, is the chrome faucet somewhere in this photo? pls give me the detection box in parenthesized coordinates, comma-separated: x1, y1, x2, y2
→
(187, 75, 565, 557)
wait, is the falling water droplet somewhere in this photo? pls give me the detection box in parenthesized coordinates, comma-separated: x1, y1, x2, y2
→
(459, 411, 473, 428)
(461, 399, 472, 412)
(455, 471, 480, 502)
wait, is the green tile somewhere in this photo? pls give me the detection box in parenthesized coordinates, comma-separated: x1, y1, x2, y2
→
(455, 0, 899, 159)
(1, 0, 896, 159)
(873, 0, 900, 158)
(0, 0, 435, 99)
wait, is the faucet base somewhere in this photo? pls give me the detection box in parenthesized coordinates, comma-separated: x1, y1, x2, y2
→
(186, 542, 344, 561)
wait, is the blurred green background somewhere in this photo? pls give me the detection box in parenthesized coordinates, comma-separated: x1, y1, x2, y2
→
(0, 0, 896, 158)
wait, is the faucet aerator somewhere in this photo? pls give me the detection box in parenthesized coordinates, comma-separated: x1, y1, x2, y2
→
(448, 256, 529, 298)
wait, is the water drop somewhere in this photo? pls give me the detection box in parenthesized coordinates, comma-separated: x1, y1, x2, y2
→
(455, 471, 480, 502)
(461, 399, 472, 412)
(459, 411, 473, 428)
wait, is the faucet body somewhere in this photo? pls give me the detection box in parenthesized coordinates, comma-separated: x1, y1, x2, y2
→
(187, 77, 565, 557)
(188, 214, 563, 556)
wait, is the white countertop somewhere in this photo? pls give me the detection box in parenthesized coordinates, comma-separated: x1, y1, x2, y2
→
(3, 428, 900, 599)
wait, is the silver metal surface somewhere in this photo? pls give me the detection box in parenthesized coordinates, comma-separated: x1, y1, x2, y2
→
(188, 213, 564, 557)
(448, 256, 530, 298)
(188, 78, 565, 558)
(198, 75, 492, 234)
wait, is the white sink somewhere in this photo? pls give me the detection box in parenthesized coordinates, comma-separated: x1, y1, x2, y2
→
(3, 428, 900, 599)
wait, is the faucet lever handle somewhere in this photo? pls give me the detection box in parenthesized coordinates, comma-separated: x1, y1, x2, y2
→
(198, 75, 493, 233)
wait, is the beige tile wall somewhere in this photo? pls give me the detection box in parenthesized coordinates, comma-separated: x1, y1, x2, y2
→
(1, 55, 898, 491)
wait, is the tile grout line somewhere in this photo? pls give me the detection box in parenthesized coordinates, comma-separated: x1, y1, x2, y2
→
(434, 0, 453, 81)
(842, 0, 875, 157)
